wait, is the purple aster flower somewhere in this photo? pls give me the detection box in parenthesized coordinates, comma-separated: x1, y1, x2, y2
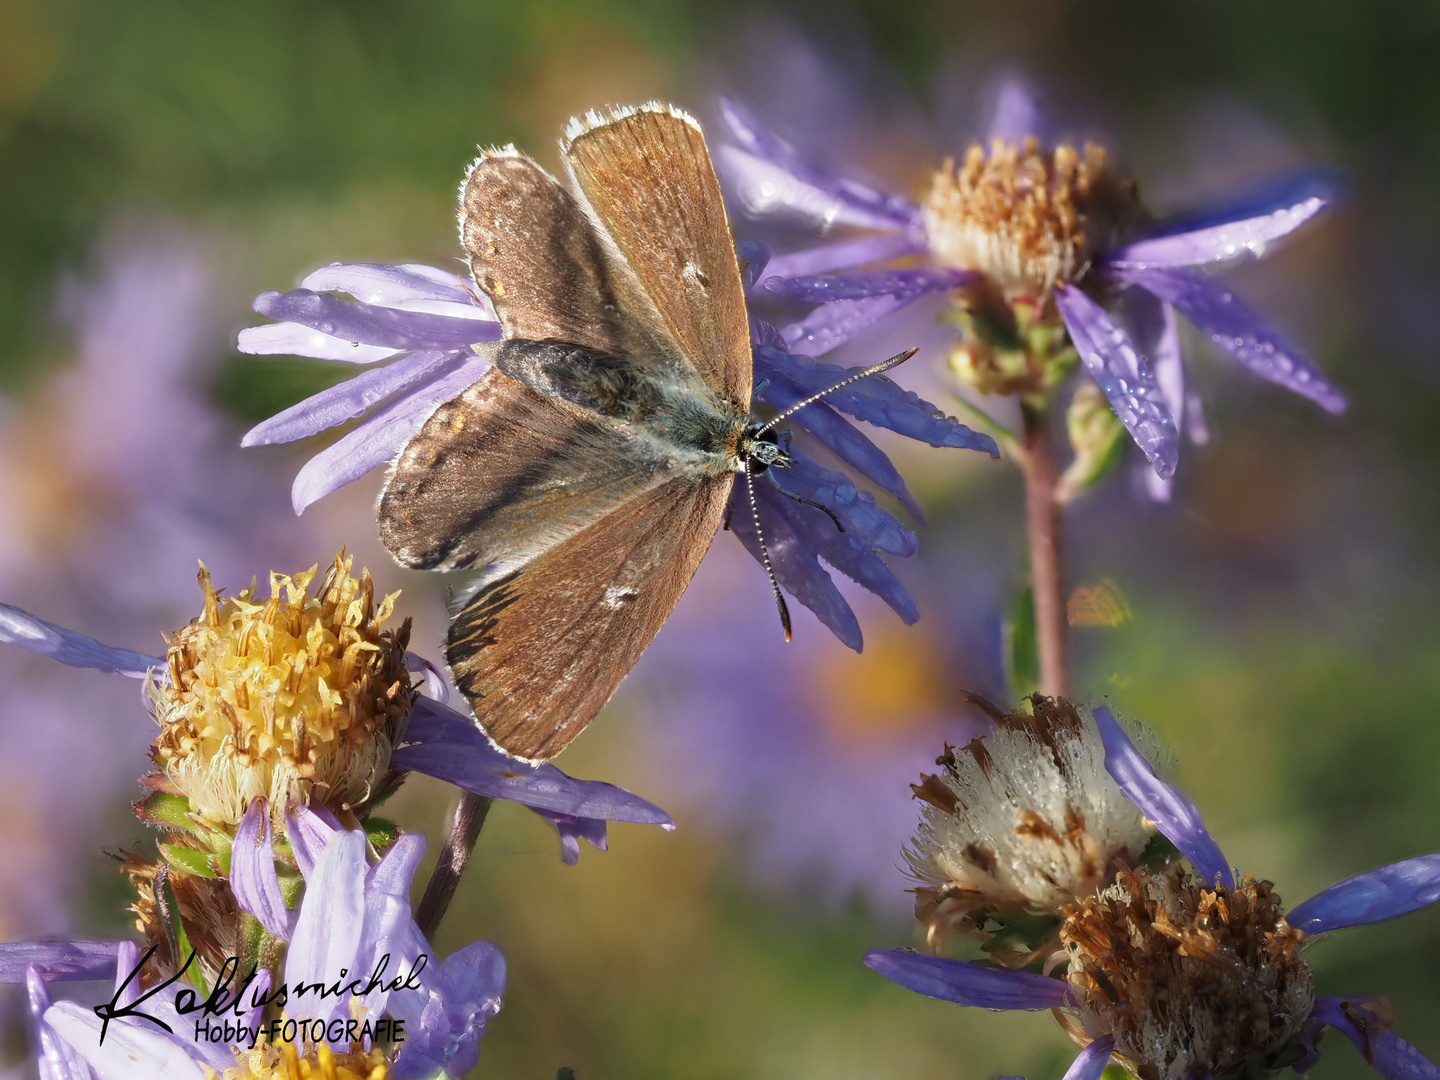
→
(624, 538, 998, 910)
(0, 560, 673, 865)
(239, 190, 997, 650)
(0, 222, 323, 939)
(6, 816, 504, 1078)
(718, 93, 1345, 483)
(864, 703, 1440, 1079)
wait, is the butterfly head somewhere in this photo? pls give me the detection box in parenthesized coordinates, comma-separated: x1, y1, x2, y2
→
(736, 425, 792, 475)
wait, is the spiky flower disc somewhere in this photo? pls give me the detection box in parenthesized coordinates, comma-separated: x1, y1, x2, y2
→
(153, 551, 414, 826)
(924, 138, 1140, 298)
(1062, 865, 1313, 1080)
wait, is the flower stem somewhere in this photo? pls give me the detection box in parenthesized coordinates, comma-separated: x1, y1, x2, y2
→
(1020, 401, 1068, 697)
(416, 792, 493, 940)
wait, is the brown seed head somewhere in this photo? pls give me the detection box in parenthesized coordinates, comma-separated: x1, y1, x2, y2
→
(924, 138, 1141, 297)
(1061, 865, 1313, 1080)
(152, 550, 415, 826)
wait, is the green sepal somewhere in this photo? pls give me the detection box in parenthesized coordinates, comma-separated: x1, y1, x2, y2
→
(235, 910, 270, 975)
(980, 910, 1061, 957)
(364, 816, 399, 853)
(133, 791, 194, 830)
(159, 842, 221, 880)
(1102, 1065, 1138, 1080)
(1058, 380, 1127, 503)
(1008, 587, 1039, 697)
(1135, 831, 1182, 874)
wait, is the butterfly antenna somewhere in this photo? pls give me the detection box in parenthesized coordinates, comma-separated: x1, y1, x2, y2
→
(756, 347, 918, 435)
(745, 468, 792, 641)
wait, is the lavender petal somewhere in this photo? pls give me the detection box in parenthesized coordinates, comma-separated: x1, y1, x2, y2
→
(754, 347, 998, 457)
(773, 450, 917, 556)
(781, 293, 926, 358)
(717, 97, 919, 230)
(0, 942, 118, 983)
(253, 290, 500, 351)
(289, 354, 490, 513)
(285, 803, 344, 879)
(1093, 705, 1232, 889)
(532, 811, 610, 866)
(862, 950, 1071, 1010)
(987, 77, 1048, 144)
(1063, 1036, 1115, 1080)
(1118, 288, 1185, 501)
(1055, 284, 1178, 480)
(760, 268, 974, 303)
(404, 652, 451, 704)
(763, 234, 922, 280)
(231, 798, 292, 940)
(392, 698, 675, 827)
(769, 475, 918, 624)
(1311, 998, 1440, 1080)
(1123, 267, 1346, 414)
(300, 262, 478, 307)
(1105, 172, 1335, 271)
(737, 240, 772, 290)
(1288, 854, 1440, 935)
(285, 829, 366, 1023)
(28, 967, 92, 1080)
(236, 321, 401, 364)
(718, 146, 911, 232)
(755, 371, 924, 519)
(0, 604, 162, 678)
(728, 479, 863, 650)
(46, 1001, 207, 1079)
(241, 350, 458, 447)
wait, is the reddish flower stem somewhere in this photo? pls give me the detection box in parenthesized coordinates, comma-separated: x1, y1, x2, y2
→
(1021, 401, 1068, 697)
(416, 792, 492, 941)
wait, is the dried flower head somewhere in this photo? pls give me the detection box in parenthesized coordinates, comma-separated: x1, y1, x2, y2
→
(1061, 865, 1313, 1080)
(906, 696, 1151, 947)
(122, 850, 242, 986)
(153, 550, 415, 826)
(924, 138, 1141, 299)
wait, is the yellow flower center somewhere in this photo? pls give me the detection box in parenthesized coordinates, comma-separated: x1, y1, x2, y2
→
(209, 1040, 388, 1080)
(924, 138, 1139, 297)
(153, 550, 415, 826)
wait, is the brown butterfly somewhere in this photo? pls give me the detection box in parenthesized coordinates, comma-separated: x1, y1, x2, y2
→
(377, 104, 910, 761)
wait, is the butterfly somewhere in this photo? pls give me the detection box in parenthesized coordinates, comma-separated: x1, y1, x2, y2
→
(377, 103, 911, 761)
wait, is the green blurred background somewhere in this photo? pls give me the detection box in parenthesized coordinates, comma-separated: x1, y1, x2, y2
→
(2, 0, 1439, 1076)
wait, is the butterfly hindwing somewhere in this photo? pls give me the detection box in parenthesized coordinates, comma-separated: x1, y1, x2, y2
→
(446, 473, 734, 760)
(378, 367, 676, 575)
(563, 105, 753, 409)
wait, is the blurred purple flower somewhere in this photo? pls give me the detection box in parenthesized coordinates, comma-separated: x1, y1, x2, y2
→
(0, 222, 318, 938)
(0, 602, 674, 863)
(240, 257, 996, 650)
(626, 540, 997, 911)
(8, 817, 503, 1079)
(718, 93, 1345, 483)
(864, 704, 1440, 1079)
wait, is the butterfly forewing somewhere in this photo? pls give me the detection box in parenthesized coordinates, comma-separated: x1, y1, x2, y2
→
(460, 149, 659, 359)
(379, 368, 677, 574)
(447, 473, 734, 760)
(563, 105, 753, 408)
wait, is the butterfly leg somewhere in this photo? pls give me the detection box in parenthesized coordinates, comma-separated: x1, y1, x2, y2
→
(766, 476, 844, 533)
(745, 468, 792, 641)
